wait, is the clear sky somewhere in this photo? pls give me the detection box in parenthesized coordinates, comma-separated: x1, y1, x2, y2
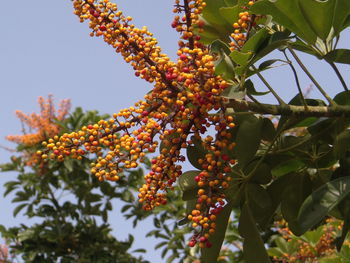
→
(1, 0, 349, 262)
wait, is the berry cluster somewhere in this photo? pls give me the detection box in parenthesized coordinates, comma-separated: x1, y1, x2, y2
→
(230, 0, 255, 51)
(273, 219, 342, 262)
(41, 0, 245, 247)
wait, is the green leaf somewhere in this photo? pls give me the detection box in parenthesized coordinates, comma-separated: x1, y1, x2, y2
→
(13, 203, 28, 217)
(281, 173, 312, 235)
(201, 202, 233, 263)
(187, 137, 207, 170)
(211, 40, 235, 80)
(178, 170, 200, 201)
(235, 116, 263, 167)
(241, 28, 270, 53)
(244, 160, 272, 185)
(271, 159, 305, 177)
(324, 49, 350, 64)
(261, 118, 276, 141)
(219, 6, 240, 24)
(238, 202, 271, 263)
(297, 176, 350, 234)
(202, 0, 230, 27)
(246, 183, 272, 227)
(64, 159, 73, 172)
(251, 0, 317, 45)
(178, 199, 197, 226)
(230, 50, 253, 66)
(334, 130, 350, 158)
(245, 79, 270, 96)
(221, 85, 246, 99)
(251, 0, 350, 51)
(334, 91, 350, 105)
(18, 229, 35, 242)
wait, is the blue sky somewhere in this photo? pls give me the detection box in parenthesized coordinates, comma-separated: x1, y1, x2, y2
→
(1, 0, 349, 262)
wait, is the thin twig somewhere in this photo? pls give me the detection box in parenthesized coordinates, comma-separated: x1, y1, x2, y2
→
(283, 50, 308, 110)
(327, 61, 348, 92)
(287, 47, 336, 106)
(252, 65, 286, 105)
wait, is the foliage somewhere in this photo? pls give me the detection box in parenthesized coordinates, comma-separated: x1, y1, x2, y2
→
(1, 105, 148, 263)
(3, 0, 350, 262)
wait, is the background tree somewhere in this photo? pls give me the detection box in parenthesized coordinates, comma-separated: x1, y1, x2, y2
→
(0, 97, 148, 262)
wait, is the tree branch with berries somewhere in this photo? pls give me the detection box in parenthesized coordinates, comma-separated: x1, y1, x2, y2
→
(35, 0, 350, 262)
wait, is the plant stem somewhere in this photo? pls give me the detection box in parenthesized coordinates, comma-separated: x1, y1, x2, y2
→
(225, 98, 350, 117)
(287, 47, 336, 106)
(252, 65, 286, 105)
(327, 61, 348, 92)
(283, 50, 308, 110)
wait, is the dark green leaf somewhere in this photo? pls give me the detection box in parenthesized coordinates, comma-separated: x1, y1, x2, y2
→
(324, 49, 350, 64)
(246, 183, 272, 227)
(297, 176, 350, 234)
(281, 173, 312, 235)
(201, 202, 233, 263)
(261, 118, 276, 141)
(238, 202, 271, 263)
(271, 159, 305, 177)
(244, 160, 272, 185)
(334, 91, 350, 105)
(333, 130, 350, 158)
(245, 79, 270, 96)
(178, 171, 200, 201)
(235, 116, 263, 167)
(13, 203, 28, 217)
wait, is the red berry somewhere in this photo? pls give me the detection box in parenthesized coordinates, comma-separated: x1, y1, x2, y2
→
(199, 236, 207, 243)
(180, 54, 187, 60)
(188, 240, 196, 247)
(221, 154, 230, 161)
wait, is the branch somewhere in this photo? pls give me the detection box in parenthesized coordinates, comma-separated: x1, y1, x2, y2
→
(225, 98, 350, 117)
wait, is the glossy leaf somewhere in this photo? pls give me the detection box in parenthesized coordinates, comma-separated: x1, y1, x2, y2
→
(238, 202, 271, 263)
(324, 49, 350, 64)
(246, 183, 272, 227)
(271, 159, 305, 177)
(251, 0, 350, 51)
(297, 176, 350, 234)
(281, 173, 312, 235)
(333, 130, 350, 158)
(201, 202, 233, 263)
(244, 160, 272, 185)
(261, 118, 276, 141)
(187, 137, 207, 170)
(334, 91, 350, 105)
(245, 79, 270, 96)
(235, 116, 263, 167)
(211, 40, 235, 80)
(178, 170, 200, 201)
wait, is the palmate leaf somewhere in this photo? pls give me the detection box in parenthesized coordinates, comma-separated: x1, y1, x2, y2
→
(251, 0, 350, 54)
(297, 176, 350, 234)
